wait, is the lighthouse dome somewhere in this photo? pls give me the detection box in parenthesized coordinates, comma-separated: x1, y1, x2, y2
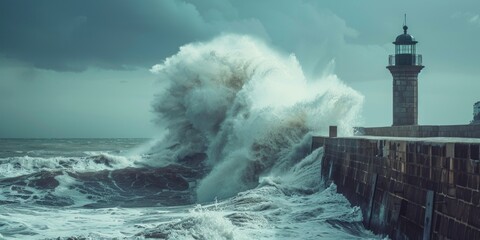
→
(394, 26, 417, 44)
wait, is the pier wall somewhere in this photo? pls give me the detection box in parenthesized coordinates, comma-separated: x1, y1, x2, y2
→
(313, 136, 480, 239)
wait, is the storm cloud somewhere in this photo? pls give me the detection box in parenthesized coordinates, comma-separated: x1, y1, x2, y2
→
(0, 0, 356, 75)
(0, 0, 213, 71)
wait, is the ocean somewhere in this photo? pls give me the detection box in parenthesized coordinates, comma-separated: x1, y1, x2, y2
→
(0, 138, 383, 239)
(1, 34, 383, 239)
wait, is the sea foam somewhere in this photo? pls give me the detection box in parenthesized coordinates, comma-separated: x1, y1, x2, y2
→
(148, 34, 364, 202)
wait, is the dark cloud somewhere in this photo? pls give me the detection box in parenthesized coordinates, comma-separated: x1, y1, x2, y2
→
(0, 0, 356, 74)
(2, 0, 479, 80)
(0, 0, 214, 71)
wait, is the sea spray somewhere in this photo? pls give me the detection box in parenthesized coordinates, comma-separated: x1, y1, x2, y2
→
(149, 34, 363, 202)
(0, 34, 383, 239)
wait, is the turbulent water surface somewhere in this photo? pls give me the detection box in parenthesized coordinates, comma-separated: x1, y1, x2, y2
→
(1, 35, 384, 239)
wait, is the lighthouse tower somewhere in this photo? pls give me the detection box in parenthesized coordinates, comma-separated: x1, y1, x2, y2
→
(387, 22, 424, 126)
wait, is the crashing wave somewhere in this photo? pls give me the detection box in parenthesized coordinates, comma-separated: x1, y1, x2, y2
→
(148, 34, 363, 202)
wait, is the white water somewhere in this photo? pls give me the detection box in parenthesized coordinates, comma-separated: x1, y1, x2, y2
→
(0, 152, 137, 178)
(0, 35, 382, 239)
(0, 148, 383, 239)
(148, 34, 363, 202)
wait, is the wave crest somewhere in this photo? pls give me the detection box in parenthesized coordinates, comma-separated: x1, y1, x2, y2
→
(148, 34, 363, 202)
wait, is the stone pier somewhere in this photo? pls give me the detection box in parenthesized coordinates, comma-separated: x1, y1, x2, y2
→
(313, 135, 480, 239)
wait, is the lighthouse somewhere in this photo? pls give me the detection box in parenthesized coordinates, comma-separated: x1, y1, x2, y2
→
(387, 21, 424, 126)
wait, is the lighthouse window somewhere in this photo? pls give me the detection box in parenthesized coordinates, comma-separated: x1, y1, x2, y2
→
(396, 45, 414, 54)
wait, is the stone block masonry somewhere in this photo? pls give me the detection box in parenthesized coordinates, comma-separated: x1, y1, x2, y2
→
(387, 65, 423, 126)
(313, 136, 480, 240)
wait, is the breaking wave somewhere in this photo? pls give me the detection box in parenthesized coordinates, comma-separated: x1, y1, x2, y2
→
(0, 35, 378, 239)
(147, 34, 363, 202)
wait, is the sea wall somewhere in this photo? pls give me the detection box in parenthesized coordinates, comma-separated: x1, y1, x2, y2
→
(355, 125, 480, 138)
(313, 136, 480, 240)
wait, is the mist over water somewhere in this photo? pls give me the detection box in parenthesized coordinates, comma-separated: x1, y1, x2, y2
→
(148, 34, 363, 202)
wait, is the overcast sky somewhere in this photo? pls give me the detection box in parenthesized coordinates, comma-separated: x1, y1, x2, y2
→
(1, 0, 479, 138)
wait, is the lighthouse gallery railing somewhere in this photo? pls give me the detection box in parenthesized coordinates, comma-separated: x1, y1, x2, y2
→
(388, 54, 422, 66)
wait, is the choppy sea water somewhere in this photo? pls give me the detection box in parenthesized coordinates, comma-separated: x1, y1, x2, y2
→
(2, 34, 384, 239)
(0, 138, 384, 239)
